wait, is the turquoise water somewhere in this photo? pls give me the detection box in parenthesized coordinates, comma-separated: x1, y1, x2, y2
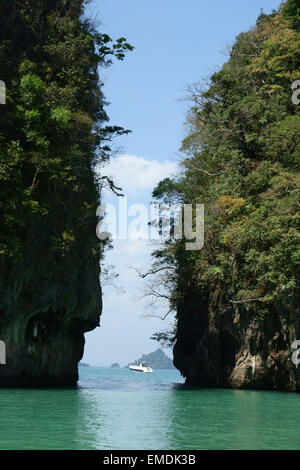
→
(0, 366, 300, 449)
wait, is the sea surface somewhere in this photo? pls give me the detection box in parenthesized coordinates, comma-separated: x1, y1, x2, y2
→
(0, 366, 299, 449)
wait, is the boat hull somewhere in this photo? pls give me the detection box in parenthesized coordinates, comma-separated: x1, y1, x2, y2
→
(129, 365, 153, 373)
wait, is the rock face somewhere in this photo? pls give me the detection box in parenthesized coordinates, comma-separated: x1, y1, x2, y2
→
(174, 294, 300, 392)
(0, 259, 102, 387)
(0, 0, 109, 387)
(0, 0, 128, 388)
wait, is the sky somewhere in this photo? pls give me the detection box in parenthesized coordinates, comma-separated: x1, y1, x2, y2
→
(82, 0, 281, 367)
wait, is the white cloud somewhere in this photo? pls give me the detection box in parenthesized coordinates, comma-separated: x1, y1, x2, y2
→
(100, 154, 178, 198)
(83, 155, 178, 366)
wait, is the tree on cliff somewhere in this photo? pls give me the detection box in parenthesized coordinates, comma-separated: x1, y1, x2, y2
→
(150, 1, 300, 389)
(0, 0, 132, 386)
(282, 0, 300, 29)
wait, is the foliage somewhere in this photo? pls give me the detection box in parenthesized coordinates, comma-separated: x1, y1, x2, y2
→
(151, 1, 300, 343)
(0, 0, 132, 322)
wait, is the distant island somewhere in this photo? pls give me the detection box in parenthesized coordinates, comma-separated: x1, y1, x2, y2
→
(78, 362, 90, 367)
(127, 349, 175, 370)
(110, 363, 120, 368)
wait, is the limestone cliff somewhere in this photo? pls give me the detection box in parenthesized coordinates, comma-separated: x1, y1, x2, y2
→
(152, 2, 300, 392)
(0, 0, 132, 386)
(0, 252, 102, 386)
(174, 294, 300, 392)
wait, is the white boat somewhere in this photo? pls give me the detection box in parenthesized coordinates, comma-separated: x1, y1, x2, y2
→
(129, 362, 153, 373)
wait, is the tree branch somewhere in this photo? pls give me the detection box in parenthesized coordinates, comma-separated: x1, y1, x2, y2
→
(188, 164, 220, 177)
(129, 265, 175, 279)
(230, 297, 266, 304)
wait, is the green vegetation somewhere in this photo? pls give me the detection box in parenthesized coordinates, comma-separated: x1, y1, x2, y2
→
(0, 0, 132, 311)
(0, 0, 132, 384)
(151, 0, 300, 344)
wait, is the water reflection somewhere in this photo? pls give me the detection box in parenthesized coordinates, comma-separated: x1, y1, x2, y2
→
(166, 387, 300, 450)
(0, 369, 300, 450)
(0, 388, 100, 449)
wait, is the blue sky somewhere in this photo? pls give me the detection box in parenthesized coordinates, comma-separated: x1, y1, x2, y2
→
(92, 0, 281, 161)
(82, 0, 281, 366)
